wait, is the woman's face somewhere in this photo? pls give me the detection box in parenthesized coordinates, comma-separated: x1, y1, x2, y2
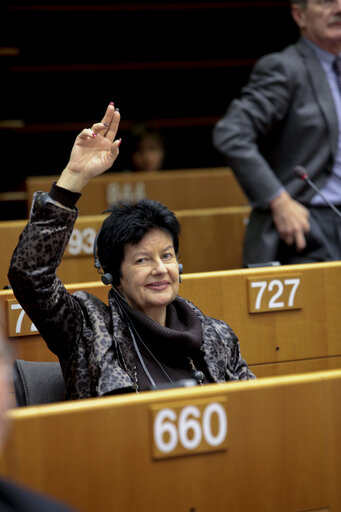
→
(118, 228, 179, 323)
(131, 136, 164, 172)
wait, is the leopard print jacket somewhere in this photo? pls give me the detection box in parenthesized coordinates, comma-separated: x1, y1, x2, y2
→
(8, 192, 255, 400)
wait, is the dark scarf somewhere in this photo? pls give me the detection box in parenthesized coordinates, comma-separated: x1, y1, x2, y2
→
(118, 295, 210, 391)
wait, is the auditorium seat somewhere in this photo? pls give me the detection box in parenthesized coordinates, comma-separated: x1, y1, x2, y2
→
(13, 359, 65, 406)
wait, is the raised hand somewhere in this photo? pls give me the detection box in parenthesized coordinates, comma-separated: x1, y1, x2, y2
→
(57, 103, 121, 192)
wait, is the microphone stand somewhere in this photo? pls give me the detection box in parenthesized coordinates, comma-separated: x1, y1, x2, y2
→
(304, 176, 341, 219)
(294, 166, 341, 219)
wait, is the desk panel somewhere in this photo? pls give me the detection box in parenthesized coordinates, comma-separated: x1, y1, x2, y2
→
(1, 371, 340, 511)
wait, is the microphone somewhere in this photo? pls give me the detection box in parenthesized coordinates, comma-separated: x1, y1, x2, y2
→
(191, 370, 204, 385)
(294, 165, 341, 219)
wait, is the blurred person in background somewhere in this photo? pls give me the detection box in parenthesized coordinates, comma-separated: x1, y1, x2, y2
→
(126, 122, 166, 172)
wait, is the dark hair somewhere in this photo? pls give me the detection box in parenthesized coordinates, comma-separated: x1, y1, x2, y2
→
(97, 199, 181, 286)
(127, 122, 166, 171)
(291, 0, 307, 6)
(129, 123, 165, 153)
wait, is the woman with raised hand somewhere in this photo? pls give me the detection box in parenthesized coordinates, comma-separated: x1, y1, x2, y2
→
(8, 103, 255, 400)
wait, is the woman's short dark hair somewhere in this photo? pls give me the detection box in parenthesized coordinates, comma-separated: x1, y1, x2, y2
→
(97, 199, 181, 286)
(291, 0, 307, 6)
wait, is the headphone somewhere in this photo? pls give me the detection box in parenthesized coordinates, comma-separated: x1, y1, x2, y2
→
(93, 229, 114, 285)
(93, 228, 183, 286)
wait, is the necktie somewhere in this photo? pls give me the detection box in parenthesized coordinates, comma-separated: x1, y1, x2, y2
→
(333, 56, 341, 92)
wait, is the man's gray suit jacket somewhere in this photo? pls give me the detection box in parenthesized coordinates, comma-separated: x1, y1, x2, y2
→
(213, 37, 339, 265)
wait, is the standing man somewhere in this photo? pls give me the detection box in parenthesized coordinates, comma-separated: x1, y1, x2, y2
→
(213, 0, 341, 266)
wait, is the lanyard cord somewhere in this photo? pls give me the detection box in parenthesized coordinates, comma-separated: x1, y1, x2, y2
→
(111, 287, 175, 390)
(126, 322, 157, 390)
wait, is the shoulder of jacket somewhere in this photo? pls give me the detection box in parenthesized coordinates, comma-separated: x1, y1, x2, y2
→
(178, 296, 234, 334)
(72, 290, 110, 317)
(254, 41, 304, 75)
(205, 316, 235, 335)
(177, 296, 204, 318)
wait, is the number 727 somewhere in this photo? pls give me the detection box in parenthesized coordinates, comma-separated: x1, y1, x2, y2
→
(250, 278, 301, 311)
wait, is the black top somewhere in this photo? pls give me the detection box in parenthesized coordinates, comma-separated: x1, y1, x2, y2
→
(119, 294, 211, 391)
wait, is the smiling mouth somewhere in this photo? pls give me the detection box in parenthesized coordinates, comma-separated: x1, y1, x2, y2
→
(146, 282, 169, 289)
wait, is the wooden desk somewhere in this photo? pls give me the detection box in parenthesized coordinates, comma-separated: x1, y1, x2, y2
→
(0, 216, 107, 290)
(1, 370, 340, 511)
(2, 261, 341, 379)
(0, 283, 107, 363)
(0, 206, 250, 289)
(25, 167, 248, 215)
(177, 206, 249, 273)
(180, 262, 341, 378)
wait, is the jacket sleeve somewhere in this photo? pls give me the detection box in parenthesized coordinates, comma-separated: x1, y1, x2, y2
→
(212, 52, 297, 206)
(8, 192, 84, 359)
(201, 313, 256, 381)
(230, 330, 256, 381)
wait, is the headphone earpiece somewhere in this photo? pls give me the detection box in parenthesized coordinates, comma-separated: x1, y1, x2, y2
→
(101, 273, 114, 286)
(178, 263, 183, 283)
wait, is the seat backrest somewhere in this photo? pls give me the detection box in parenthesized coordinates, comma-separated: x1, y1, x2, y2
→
(13, 359, 65, 406)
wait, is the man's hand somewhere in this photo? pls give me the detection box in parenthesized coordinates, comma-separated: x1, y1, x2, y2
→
(270, 190, 310, 251)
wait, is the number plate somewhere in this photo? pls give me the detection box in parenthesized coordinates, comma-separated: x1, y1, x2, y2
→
(6, 299, 38, 337)
(150, 397, 228, 460)
(247, 274, 303, 313)
(106, 181, 146, 206)
(65, 227, 97, 257)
